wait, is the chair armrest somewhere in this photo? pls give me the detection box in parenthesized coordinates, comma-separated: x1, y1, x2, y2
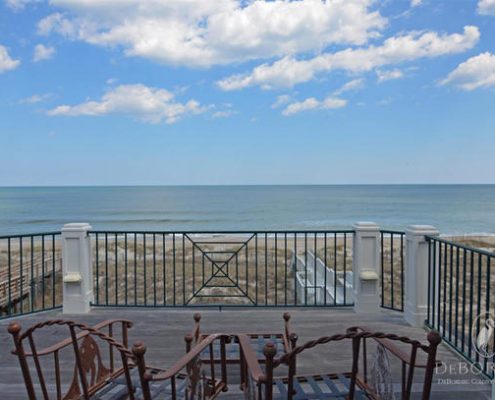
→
(146, 333, 230, 381)
(20, 319, 133, 357)
(237, 334, 265, 383)
(347, 326, 441, 368)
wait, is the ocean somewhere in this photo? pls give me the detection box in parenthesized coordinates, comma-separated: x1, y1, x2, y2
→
(0, 185, 494, 235)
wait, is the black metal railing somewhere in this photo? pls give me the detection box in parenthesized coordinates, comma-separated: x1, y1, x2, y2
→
(90, 230, 354, 307)
(426, 236, 495, 378)
(0, 232, 62, 319)
(380, 230, 405, 311)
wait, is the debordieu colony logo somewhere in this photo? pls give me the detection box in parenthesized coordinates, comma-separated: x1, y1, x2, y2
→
(473, 312, 495, 359)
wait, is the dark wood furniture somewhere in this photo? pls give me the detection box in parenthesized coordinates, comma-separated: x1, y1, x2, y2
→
(238, 328, 442, 400)
(8, 319, 228, 400)
(8, 319, 135, 399)
(189, 312, 297, 364)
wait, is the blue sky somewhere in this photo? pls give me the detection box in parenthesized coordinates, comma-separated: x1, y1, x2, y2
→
(0, 0, 494, 185)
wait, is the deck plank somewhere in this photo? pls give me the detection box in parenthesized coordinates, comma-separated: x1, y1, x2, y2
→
(0, 308, 491, 399)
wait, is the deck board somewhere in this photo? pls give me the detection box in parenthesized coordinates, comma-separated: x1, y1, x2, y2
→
(0, 307, 491, 399)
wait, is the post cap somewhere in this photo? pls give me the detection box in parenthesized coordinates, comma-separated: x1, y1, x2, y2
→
(353, 221, 379, 231)
(405, 225, 439, 236)
(62, 223, 92, 232)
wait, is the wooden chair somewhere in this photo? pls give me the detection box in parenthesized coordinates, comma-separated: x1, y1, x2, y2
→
(8, 319, 229, 399)
(8, 319, 136, 399)
(347, 326, 443, 400)
(132, 333, 231, 399)
(189, 312, 297, 365)
(238, 329, 441, 400)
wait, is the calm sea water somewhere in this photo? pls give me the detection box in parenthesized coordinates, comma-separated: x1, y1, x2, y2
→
(0, 185, 494, 235)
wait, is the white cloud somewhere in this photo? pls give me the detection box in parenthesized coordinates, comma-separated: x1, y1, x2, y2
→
(282, 96, 347, 116)
(477, 0, 495, 15)
(271, 94, 292, 109)
(217, 25, 479, 90)
(440, 52, 495, 91)
(37, 0, 386, 67)
(19, 93, 52, 104)
(376, 68, 404, 82)
(33, 44, 56, 62)
(5, 0, 41, 11)
(410, 0, 422, 7)
(47, 84, 207, 124)
(0, 44, 20, 73)
(212, 110, 236, 118)
(332, 78, 364, 95)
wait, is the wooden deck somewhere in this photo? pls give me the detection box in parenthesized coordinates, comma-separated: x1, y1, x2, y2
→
(0, 307, 492, 399)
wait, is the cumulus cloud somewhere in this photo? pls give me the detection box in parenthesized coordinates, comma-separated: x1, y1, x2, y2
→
(47, 84, 207, 124)
(282, 96, 347, 116)
(410, 0, 423, 7)
(5, 0, 41, 10)
(271, 94, 292, 109)
(440, 52, 495, 90)
(0, 45, 20, 73)
(217, 26, 479, 90)
(477, 0, 495, 15)
(19, 93, 52, 104)
(33, 44, 56, 62)
(332, 78, 364, 95)
(37, 0, 386, 67)
(212, 110, 236, 118)
(376, 68, 404, 82)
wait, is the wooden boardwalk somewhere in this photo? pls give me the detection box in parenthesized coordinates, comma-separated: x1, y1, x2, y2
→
(0, 256, 62, 314)
(0, 308, 491, 399)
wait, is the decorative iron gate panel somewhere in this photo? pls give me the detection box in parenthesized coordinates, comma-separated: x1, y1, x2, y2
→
(91, 231, 354, 307)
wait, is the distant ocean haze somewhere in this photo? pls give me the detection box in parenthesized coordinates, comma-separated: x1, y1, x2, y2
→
(0, 185, 494, 235)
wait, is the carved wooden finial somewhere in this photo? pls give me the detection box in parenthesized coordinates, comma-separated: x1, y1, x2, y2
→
(132, 341, 147, 357)
(427, 331, 442, 346)
(184, 333, 193, 343)
(8, 322, 21, 335)
(263, 342, 277, 359)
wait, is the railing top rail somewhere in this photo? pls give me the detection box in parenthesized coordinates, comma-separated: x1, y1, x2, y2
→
(425, 235, 495, 258)
(88, 229, 355, 234)
(0, 232, 61, 240)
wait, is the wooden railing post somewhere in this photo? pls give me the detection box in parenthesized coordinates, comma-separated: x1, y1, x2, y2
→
(61, 223, 92, 314)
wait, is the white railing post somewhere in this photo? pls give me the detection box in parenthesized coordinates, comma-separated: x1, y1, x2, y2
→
(352, 222, 381, 313)
(61, 223, 93, 314)
(404, 225, 439, 327)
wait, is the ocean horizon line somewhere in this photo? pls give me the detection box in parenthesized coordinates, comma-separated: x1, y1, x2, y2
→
(2, 183, 495, 188)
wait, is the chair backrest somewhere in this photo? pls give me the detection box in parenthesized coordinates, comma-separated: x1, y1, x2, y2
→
(346, 327, 442, 400)
(8, 319, 134, 400)
(189, 312, 294, 348)
(262, 329, 441, 400)
(132, 333, 231, 400)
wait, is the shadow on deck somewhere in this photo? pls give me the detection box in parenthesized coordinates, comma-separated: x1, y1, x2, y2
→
(0, 308, 491, 399)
